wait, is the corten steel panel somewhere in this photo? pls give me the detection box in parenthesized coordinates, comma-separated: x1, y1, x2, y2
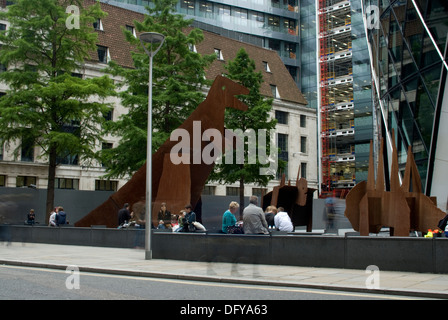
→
(345, 135, 446, 237)
(75, 76, 249, 228)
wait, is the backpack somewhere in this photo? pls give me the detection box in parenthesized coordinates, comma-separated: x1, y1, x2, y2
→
(56, 211, 67, 225)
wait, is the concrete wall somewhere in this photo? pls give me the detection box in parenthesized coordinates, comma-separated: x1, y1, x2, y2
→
(2, 225, 448, 274)
(0, 187, 114, 225)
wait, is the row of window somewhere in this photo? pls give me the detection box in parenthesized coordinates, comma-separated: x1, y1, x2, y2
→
(275, 110, 306, 127)
(0, 175, 118, 191)
(181, 0, 298, 36)
(203, 186, 268, 197)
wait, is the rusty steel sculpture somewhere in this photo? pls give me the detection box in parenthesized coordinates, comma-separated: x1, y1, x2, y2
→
(262, 167, 316, 232)
(345, 132, 446, 236)
(75, 75, 249, 228)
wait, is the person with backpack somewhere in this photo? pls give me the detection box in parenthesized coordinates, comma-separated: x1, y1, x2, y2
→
(55, 206, 67, 226)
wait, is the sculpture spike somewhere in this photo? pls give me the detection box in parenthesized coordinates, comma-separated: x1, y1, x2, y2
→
(376, 138, 385, 191)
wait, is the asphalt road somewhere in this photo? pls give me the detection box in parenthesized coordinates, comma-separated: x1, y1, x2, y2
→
(0, 264, 429, 303)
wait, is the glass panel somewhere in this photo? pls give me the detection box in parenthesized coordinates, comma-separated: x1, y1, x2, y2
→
(414, 77, 434, 150)
(421, 29, 440, 69)
(421, 62, 443, 105)
(425, 0, 448, 55)
(401, 42, 418, 80)
(400, 99, 413, 147)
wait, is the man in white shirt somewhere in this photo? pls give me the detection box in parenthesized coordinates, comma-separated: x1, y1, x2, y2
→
(48, 207, 58, 227)
(274, 207, 294, 232)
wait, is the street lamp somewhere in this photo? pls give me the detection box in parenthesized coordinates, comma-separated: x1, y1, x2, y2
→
(139, 32, 165, 260)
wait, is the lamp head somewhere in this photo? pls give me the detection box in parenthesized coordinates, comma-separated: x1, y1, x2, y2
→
(139, 32, 165, 57)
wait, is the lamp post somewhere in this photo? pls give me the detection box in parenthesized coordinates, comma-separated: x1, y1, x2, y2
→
(139, 32, 165, 260)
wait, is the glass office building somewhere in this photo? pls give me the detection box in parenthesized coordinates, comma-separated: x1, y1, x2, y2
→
(363, 0, 448, 208)
(105, 0, 301, 83)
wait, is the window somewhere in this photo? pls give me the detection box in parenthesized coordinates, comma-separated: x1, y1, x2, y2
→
(55, 178, 79, 190)
(97, 45, 109, 64)
(286, 66, 297, 82)
(277, 133, 288, 155)
(263, 61, 271, 72)
(300, 115, 306, 128)
(300, 136, 307, 153)
(103, 108, 113, 121)
(202, 185, 215, 195)
(16, 176, 36, 188)
(214, 48, 224, 60)
(57, 121, 80, 165)
(275, 110, 288, 124)
(226, 186, 241, 196)
(71, 72, 83, 79)
(270, 84, 280, 99)
(300, 162, 307, 179)
(93, 18, 103, 31)
(277, 133, 289, 179)
(101, 142, 113, 167)
(0, 23, 6, 31)
(180, 0, 195, 14)
(285, 42, 297, 59)
(268, 39, 281, 52)
(267, 15, 280, 32)
(125, 25, 136, 37)
(0, 175, 5, 187)
(21, 133, 34, 162)
(250, 12, 264, 23)
(199, 1, 213, 18)
(252, 187, 267, 199)
(284, 19, 297, 36)
(216, 4, 231, 17)
(95, 179, 118, 191)
(232, 7, 248, 20)
(188, 43, 197, 53)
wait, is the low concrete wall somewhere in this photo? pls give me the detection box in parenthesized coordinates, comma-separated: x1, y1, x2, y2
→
(2, 225, 448, 274)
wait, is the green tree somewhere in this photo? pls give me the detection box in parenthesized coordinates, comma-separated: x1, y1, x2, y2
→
(210, 48, 280, 217)
(103, 0, 215, 178)
(0, 0, 115, 222)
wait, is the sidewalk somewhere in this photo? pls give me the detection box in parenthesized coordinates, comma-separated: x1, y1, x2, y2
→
(1, 242, 447, 299)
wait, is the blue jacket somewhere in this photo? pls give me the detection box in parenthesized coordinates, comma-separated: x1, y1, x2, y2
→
(222, 210, 237, 233)
(56, 211, 66, 226)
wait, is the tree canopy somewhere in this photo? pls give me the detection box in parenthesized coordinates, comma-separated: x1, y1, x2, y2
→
(0, 0, 115, 221)
(102, 0, 215, 178)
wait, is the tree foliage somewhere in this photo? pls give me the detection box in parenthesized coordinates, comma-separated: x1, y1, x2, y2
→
(103, 0, 215, 178)
(209, 48, 280, 214)
(0, 0, 115, 220)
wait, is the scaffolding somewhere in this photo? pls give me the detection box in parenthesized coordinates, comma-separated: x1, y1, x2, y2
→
(318, 0, 355, 196)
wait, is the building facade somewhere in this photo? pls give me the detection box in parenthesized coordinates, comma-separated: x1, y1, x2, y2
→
(104, 0, 301, 84)
(363, 0, 448, 210)
(0, 1, 317, 198)
(314, 0, 375, 195)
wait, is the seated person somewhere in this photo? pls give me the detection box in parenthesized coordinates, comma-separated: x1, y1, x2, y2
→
(222, 201, 242, 234)
(26, 209, 35, 225)
(242, 196, 269, 234)
(264, 206, 277, 229)
(274, 207, 294, 232)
